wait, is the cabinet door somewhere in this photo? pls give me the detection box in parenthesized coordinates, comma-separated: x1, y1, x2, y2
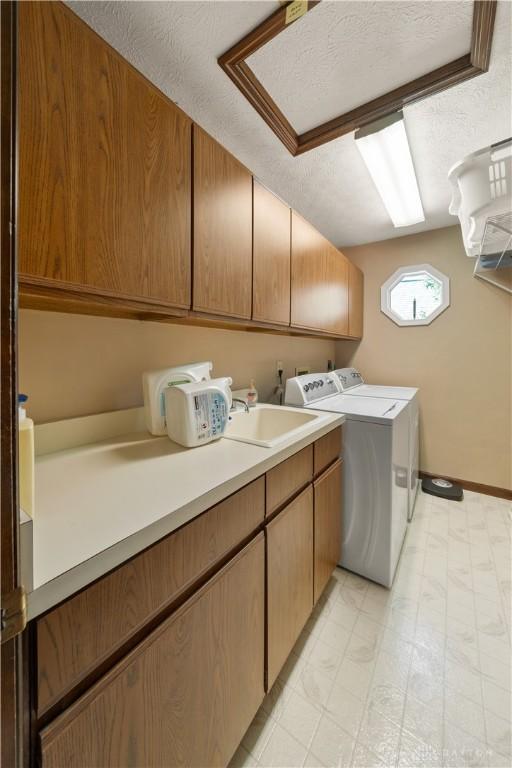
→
(39, 536, 265, 768)
(326, 246, 349, 336)
(267, 486, 313, 688)
(18, 2, 191, 309)
(253, 181, 290, 325)
(266, 445, 313, 516)
(291, 212, 329, 332)
(314, 426, 343, 477)
(291, 212, 348, 335)
(314, 460, 342, 604)
(36, 477, 265, 716)
(193, 126, 252, 318)
(348, 261, 364, 338)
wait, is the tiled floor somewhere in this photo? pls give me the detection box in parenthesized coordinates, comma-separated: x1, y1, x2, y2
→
(231, 490, 511, 768)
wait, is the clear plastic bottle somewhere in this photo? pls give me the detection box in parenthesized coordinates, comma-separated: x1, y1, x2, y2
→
(18, 393, 35, 518)
(247, 379, 258, 407)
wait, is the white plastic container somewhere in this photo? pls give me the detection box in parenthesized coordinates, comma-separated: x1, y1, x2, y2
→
(164, 377, 232, 448)
(142, 362, 212, 435)
(18, 394, 35, 518)
(448, 139, 512, 257)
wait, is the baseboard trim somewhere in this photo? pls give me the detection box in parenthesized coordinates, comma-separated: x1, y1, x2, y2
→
(419, 471, 512, 501)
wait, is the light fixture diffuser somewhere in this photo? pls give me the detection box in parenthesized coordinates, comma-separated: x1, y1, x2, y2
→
(355, 112, 425, 228)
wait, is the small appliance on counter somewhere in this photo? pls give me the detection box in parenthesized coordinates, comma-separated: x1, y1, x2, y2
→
(142, 362, 212, 435)
(165, 377, 233, 448)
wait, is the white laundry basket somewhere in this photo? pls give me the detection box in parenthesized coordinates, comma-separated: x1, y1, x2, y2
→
(448, 138, 512, 258)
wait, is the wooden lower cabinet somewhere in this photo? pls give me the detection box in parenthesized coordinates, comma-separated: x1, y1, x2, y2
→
(314, 426, 342, 478)
(39, 536, 265, 768)
(266, 444, 313, 516)
(266, 486, 314, 689)
(33, 431, 343, 766)
(36, 477, 265, 716)
(313, 460, 343, 604)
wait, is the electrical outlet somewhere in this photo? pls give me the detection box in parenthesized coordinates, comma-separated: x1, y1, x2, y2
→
(295, 366, 310, 377)
(276, 360, 284, 375)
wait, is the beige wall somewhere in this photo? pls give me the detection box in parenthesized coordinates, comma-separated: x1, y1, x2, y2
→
(18, 225, 512, 488)
(18, 311, 336, 424)
(337, 226, 512, 491)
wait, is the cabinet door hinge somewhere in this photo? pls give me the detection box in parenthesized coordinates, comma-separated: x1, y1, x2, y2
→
(1, 587, 27, 643)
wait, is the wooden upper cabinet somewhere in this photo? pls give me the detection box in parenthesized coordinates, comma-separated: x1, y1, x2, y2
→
(39, 536, 265, 768)
(193, 126, 253, 319)
(348, 261, 364, 338)
(18, 2, 191, 309)
(291, 212, 349, 336)
(291, 212, 328, 332)
(326, 245, 349, 336)
(253, 181, 291, 326)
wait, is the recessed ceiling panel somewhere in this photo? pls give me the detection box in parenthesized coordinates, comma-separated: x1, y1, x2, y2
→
(69, 0, 510, 247)
(247, 0, 474, 134)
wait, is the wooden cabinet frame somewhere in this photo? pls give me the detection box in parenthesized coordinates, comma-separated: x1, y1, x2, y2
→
(266, 486, 314, 688)
(314, 459, 343, 604)
(192, 126, 253, 319)
(252, 180, 291, 326)
(39, 537, 266, 768)
(27, 427, 343, 767)
(18, 1, 192, 316)
(16, 2, 363, 339)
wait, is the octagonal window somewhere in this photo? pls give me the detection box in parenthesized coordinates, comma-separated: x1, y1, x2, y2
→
(381, 264, 450, 326)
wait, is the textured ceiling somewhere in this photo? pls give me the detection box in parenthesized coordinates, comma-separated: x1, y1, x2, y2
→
(67, 0, 512, 247)
(247, 1, 474, 133)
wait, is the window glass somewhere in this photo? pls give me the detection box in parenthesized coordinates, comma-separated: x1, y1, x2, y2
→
(389, 270, 442, 321)
(381, 264, 449, 326)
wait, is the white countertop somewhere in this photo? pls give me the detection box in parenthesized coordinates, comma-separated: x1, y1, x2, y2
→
(28, 406, 344, 619)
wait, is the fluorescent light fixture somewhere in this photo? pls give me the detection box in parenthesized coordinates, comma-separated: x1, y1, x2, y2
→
(355, 111, 425, 228)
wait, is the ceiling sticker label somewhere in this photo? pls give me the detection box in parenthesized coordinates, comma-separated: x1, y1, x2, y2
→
(285, 1, 308, 25)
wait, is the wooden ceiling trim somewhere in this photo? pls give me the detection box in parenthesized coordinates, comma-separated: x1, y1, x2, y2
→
(218, 1, 321, 65)
(218, 0, 497, 157)
(296, 55, 477, 155)
(235, 61, 298, 154)
(470, 0, 497, 70)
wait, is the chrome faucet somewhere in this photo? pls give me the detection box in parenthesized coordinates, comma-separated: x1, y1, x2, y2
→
(231, 397, 250, 413)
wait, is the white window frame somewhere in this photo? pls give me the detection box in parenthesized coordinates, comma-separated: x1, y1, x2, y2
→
(381, 263, 450, 327)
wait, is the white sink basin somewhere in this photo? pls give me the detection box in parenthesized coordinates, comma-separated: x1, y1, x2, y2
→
(224, 404, 320, 448)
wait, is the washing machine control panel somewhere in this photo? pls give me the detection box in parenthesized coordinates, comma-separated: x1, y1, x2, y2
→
(334, 367, 364, 391)
(284, 373, 341, 406)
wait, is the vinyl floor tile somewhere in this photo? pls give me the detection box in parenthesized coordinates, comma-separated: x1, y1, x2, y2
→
(231, 491, 512, 768)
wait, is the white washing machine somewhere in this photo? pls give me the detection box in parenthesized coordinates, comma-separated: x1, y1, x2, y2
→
(285, 373, 409, 588)
(334, 368, 419, 521)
